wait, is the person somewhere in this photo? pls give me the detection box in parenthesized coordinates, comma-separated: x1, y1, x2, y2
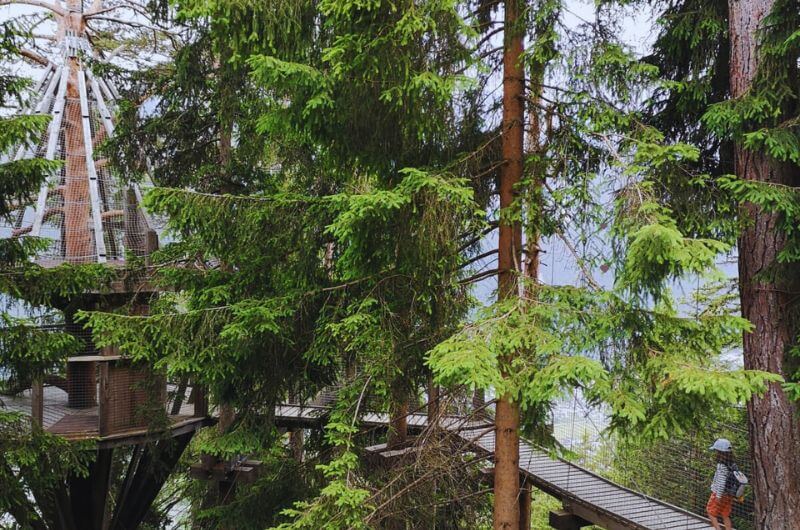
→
(707, 438, 735, 530)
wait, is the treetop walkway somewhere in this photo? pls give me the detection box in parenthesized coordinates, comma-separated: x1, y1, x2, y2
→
(273, 403, 716, 530)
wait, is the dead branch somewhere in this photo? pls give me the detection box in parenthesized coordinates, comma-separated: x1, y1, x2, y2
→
(86, 1, 151, 20)
(0, 0, 64, 16)
(459, 267, 502, 285)
(18, 48, 49, 67)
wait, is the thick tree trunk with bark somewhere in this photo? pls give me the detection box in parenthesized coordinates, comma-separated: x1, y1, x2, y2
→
(63, 58, 92, 263)
(494, 0, 524, 528)
(729, 1, 800, 527)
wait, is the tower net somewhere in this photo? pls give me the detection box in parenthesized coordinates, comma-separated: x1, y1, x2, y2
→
(0, 44, 156, 266)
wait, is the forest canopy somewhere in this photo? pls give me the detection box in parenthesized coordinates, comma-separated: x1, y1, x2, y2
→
(0, 0, 798, 529)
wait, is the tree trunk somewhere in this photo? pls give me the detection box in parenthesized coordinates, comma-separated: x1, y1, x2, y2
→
(729, 1, 800, 527)
(387, 383, 409, 450)
(494, 0, 525, 527)
(63, 57, 93, 263)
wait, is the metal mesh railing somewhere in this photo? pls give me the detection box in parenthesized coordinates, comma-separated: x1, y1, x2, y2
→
(552, 395, 754, 529)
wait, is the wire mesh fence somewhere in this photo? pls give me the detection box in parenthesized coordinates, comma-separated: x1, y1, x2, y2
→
(552, 395, 754, 529)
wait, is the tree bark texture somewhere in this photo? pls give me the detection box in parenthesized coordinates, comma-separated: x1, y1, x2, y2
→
(63, 57, 93, 263)
(729, 1, 800, 527)
(494, 0, 524, 527)
(387, 391, 409, 449)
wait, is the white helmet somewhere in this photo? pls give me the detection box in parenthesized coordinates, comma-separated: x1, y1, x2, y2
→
(709, 438, 732, 452)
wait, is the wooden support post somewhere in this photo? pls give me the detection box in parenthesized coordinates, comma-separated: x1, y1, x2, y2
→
(110, 432, 194, 530)
(98, 361, 110, 436)
(31, 377, 44, 428)
(192, 384, 208, 418)
(289, 428, 304, 463)
(427, 375, 439, 426)
(387, 381, 408, 450)
(520, 483, 531, 530)
(67, 447, 114, 530)
(146, 229, 159, 254)
(124, 188, 144, 256)
(170, 376, 189, 415)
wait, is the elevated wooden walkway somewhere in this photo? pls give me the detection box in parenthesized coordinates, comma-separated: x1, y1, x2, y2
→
(274, 404, 713, 530)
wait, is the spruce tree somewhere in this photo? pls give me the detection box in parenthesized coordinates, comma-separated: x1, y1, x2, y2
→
(78, 1, 790, 528)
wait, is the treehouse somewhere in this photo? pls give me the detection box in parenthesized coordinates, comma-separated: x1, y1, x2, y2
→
(0, 2, 209, 528)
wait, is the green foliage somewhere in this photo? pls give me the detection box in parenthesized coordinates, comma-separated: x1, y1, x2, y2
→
(642, 0, 737, 241)
(0, 411, 92, 528)
(719, 176, 800, 262)
(76, 0, 794, 526)
(0, 263, 116, 306)
(619, 222, 728, 296)
(0, 315, 80, 387)
(0, 20, 101, 529)
(430, 277, 772, 442)
(271, 382, 374, 530)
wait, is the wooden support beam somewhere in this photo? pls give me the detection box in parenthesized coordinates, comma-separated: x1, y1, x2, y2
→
(548, 509, 591, 530)
(77, 69, 107, 263)
(109, 432, 193, 530)
(170, 376, 189, 415)
(67, 447, 114, 530)
(192, 384, 208, 418)
(561, 501, 629, 530)
(98, 361, 110, 436)
(146, 229, 159, 253)
(289, 428, 304, 463)
(31, 378, 44, 427)
(364, 441, 420, 469)
(520, 483, 531, 530)
(189, 459, 263, 486)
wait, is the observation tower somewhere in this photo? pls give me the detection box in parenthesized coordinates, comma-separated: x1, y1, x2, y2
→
(0, 2, 209, 529)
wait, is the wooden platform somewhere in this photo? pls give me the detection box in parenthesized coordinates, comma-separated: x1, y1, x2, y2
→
(1, 383, 206, 447)
(273, 404, 713, 530)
